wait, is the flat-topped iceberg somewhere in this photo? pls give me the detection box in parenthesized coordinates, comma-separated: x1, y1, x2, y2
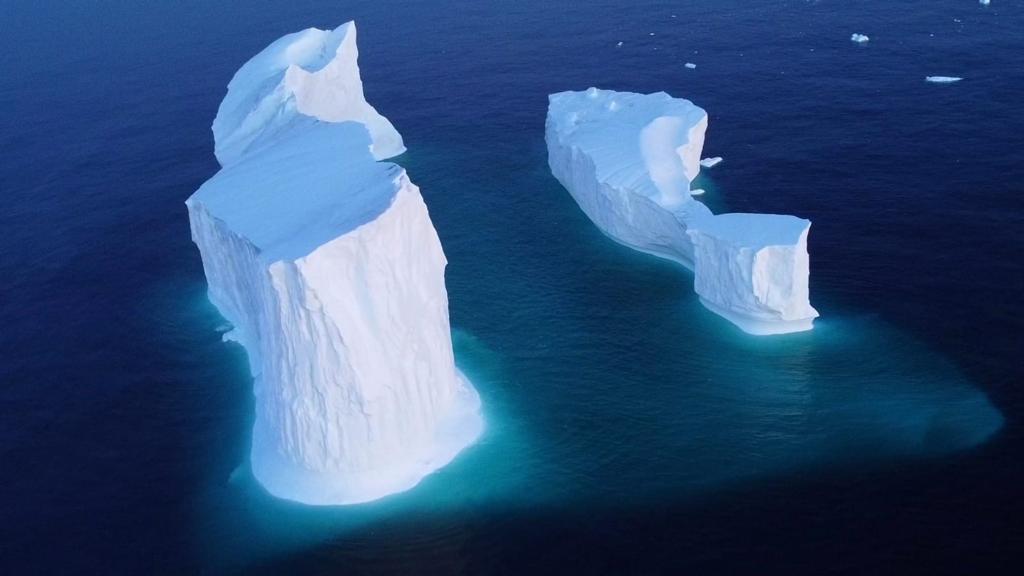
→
(689, 214, 815, 335)
(546, 88, 818, 335)
(187, 22, 482, 505)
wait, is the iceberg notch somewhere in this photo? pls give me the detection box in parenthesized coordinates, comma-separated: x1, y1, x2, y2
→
(546, 88, 818, 335)
(187, 22, 482, 505)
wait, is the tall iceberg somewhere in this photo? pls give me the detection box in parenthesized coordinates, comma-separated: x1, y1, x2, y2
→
(546, 88, 818, 335)
(187, 22, 482, 505)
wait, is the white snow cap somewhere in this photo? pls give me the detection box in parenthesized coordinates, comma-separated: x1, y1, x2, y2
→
(546, 88, 817, 335)
(212, 22, 405, 166)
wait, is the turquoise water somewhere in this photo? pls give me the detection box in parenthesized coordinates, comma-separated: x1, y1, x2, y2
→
(1, 0, 1020, 573)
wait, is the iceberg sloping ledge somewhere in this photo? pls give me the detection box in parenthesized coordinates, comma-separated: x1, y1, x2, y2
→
(186, 22, 482, 505)
(546, 88, 818, 335)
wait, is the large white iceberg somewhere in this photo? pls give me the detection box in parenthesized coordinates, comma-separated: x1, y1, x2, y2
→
(546, 88, 818, 335)
(187, 22, 482, 505)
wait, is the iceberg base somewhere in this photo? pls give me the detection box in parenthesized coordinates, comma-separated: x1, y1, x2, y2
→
(699, 297, 815, 336)
(250, 372, 484, 506)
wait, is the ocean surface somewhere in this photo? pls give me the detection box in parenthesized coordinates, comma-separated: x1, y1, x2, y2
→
(1, 0, 1022, 573)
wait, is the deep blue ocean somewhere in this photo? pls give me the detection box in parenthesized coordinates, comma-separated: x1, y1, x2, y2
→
(2, 0, 1022, 573)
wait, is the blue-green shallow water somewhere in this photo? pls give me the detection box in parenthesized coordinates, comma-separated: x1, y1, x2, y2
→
(1, 0, 1022, 573)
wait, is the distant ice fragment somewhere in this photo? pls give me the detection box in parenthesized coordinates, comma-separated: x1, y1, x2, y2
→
(685, 62, 697, 69)
(617, 41, 623, 47)
(690, 188, 706, 196)
(980, 0, 990, 5)
(850, 33, 870, 44)
(926, 76, 963, 83)
(700, 156, 723, 168)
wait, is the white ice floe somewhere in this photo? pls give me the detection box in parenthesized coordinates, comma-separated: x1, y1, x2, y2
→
(926, 76, 963, 83)
(700, 156, 723, 169)
(187, 22, 483, 505)
(546, 88, 818, 335)
(850, 33, 870, 44)
(690, 188, 706, 196)
(685, 62, 697, 69)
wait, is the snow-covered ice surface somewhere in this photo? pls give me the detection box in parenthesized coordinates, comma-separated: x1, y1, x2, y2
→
(926, 76, 963, 83)
(187, 22, 483, 505)
(546, 88, 818, 335)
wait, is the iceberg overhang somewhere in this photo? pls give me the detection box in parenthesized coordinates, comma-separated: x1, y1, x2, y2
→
(187, 22, 482, 505)
(546, 88, 818, 335)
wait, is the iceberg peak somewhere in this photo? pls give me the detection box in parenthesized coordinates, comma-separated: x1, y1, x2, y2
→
(188, 23, 481, 505)
(212, 21, 405, 166)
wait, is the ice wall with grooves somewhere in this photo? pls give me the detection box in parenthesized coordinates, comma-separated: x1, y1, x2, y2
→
(187, 22, 481, 505)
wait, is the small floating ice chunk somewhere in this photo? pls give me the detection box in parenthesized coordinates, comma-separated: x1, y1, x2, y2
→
(926, 76, 963, 83)
(616, 41, 623, 47)
(649, 32, 656, 36)
(980, 0, 990, 6)
(850, 33, 870, 44)
(690, 188, 706, 196)
(685, 62, 697, 69)
(700, 156, 723, 168)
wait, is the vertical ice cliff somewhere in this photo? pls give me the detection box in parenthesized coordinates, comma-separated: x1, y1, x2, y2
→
(186, 22, 482, 505)
(546, 88, 818, 335)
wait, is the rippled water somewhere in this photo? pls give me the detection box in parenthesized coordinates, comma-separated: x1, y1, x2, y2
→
(1, 1, 1022, 573)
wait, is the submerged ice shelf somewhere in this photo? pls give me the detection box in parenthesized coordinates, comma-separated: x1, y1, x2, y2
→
(187, 22, 482, 505)
(546, 88, 818, 335)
